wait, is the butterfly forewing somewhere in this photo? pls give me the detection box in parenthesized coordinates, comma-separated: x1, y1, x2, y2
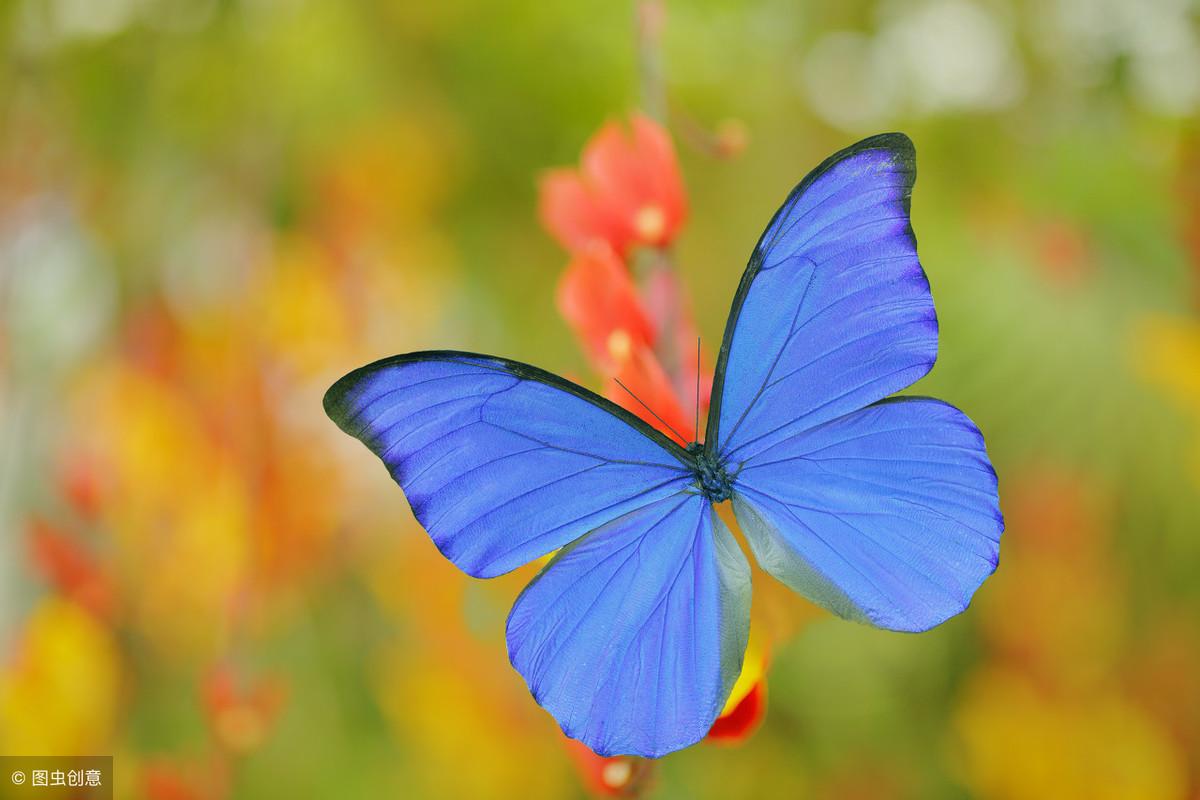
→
(324, 352, 692, 578)
(707, 133, 936, 460)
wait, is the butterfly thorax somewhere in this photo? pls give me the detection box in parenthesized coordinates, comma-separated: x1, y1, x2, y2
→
(686, 442, 734, 503)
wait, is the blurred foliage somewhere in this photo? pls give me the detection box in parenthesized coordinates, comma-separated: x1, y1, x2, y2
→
(1, 0, 1199, 798)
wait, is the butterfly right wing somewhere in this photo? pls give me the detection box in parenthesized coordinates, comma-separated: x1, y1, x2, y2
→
(324, 351, 693, 578)
(704, 134, 1002, 631)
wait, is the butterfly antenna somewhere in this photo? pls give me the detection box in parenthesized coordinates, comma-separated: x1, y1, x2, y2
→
(695, 337, 701, 444)
(613, 378, 690, 446)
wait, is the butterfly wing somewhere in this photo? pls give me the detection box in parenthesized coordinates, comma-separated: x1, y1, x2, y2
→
(732, 398, 1001, 632)
(324, 351, 692, 578)
(506, 493, 750, 757)
(708, 133, 936, 459)
(709, 134, 1002, 631)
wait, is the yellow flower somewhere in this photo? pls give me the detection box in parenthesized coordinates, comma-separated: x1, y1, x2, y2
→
(0, 599, 120, 755)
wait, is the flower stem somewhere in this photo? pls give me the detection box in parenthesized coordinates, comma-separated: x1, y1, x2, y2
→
(636, 0, 667, 122)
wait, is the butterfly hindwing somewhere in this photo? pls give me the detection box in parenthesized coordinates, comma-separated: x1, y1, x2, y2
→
(506, 493, 751, 757)
(732, 398, 1001, 632)
(324, 352, 692, 578)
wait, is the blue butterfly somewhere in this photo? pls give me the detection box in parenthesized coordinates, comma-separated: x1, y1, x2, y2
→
(324, 133, 1003, 758)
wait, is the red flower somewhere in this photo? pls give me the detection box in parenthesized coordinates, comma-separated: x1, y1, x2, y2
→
(556, 243, 656, 371)
(26, 518, 115, 621)
(706, 680, 766, 743)
(540, 114, 687, 256)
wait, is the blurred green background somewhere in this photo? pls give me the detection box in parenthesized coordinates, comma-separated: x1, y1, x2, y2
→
(2, 1, 1199, 798)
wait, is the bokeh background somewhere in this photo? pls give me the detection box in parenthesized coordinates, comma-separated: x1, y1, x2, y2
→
(2, 1, 1199, 798)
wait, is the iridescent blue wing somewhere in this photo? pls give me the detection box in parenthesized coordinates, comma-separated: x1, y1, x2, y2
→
(708, 134, 1002, 631)
(708, 133, 937, 459)
(732, 398, 1001, 632)
(324, 351, 692, 578)
(506, 493, 750, 757)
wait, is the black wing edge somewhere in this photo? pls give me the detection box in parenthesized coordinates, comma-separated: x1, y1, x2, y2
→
(703, 132, 919, 454)
(323, 349, 696, 467)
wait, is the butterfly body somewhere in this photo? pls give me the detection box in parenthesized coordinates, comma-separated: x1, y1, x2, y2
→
(686, 444, 735, 502)
(326, 133, 1003, 758)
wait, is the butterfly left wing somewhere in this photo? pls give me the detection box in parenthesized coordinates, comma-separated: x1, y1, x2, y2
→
(327, 351, 751, 757)
(507, 492, 750, 757)
(324, 351, 692, 578)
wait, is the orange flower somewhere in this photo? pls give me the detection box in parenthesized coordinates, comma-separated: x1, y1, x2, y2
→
(540, 114, 687, 256)
(556, 243, 656, 371)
